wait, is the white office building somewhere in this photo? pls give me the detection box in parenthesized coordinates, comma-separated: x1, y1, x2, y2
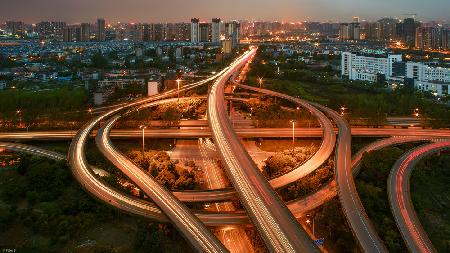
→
(406, 62, 450, 96)
(341, 52, 402, 82)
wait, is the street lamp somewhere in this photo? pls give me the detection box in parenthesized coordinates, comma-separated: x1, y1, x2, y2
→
(306, 214, 315, 237)
(139, 125, 147, 156)
(414, 108, 420, 117)
(290, 120, 296, 152)
(340, 106, 346, 116)
(258, 77, 263, 89)
(176, 79, 181, 100)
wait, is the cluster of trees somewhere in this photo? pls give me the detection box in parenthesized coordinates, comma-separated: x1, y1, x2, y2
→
(411, 153, 450, 252)
(125, 99, 206, 128)
(262, 145, 318, 178)
(127, 151, 200, 191)
(278, 158, 334, 201)
(0, 53, 18, 68)
(240, 97, 316, 128)
(134, 222, 194, 253)
(311, 198, 358, 252)
(0, 154, 194, 252)
(0, 87, 89, 130)
(0, 155, 114, 250)
(356, 147, 409, 252)
(107, 81, 145, 103)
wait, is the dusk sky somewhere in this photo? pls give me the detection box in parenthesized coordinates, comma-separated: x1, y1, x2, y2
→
(1, 0, 449, 23)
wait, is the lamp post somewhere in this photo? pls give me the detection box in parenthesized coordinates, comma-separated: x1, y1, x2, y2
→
(340, 106, 346, 116)
(291, 120, 296, 152)
(306, 214, 315, 237)
(139, 125, 147, 156)
(16, 109, 22, 125)
(258, 77, 263, 89)
(414, 108, 420, 117)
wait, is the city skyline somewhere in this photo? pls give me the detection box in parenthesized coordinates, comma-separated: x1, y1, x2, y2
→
(1, 0, 449, 23)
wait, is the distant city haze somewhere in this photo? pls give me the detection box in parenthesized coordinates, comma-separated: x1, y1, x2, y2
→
(1, 0, 449, 23)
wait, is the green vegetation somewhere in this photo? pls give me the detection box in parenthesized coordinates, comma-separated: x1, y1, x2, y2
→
(279, 158, 334, 201)
(0, 53, 18, 68)
(308, 198, 358, 253)
(259, 139, 321, 152)
(0, 155, 192, 252)
(411, 153, 450, 251)
(262, 145, 318, 178)
(237, 97, 317, 128)
(356, 147, 411, 252)
(127, 151, 202, 191)
(107, 81, 145, 102)
(122, 98, 206, 128)
(91, 51, 109, 69)
(260, 144, 335, 201)
(0, 87, 89, 130)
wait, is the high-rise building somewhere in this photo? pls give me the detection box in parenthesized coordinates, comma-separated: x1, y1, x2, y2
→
(225, 21, 240, 46)
(6, 21, 24, 36)
(402, 18, 417, 47)
(174, 23, 190, 41)
(211, 18, 221, 43)
(415, 27, 438, 50)
(80, 23, 90, 41)
(199, 23, 210, 42)
(441, 28, 450, 50)
(222, 39, 233, 55)
(97, 18, 106, 41)
(63, 26, 72, 42)
(191, 18, 200, 43)
(53, 22, 66, 39)
(339, 17, 361, 41)
(36, 21, 66, 39)
(153, 23, 164, 41)
(339, 22, 360, 41)
(140, 24, 153, 41)
(74, 27, 82, 41)
(375, 18, 398, 41)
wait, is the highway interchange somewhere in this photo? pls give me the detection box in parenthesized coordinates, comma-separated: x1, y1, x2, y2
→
(1, 48, 449, 253)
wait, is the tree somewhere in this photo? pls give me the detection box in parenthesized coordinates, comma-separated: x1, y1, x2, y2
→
(91, 51, 109, 69)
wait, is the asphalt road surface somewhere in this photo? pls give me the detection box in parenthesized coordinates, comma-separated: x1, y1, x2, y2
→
(388, 141, 450, 253)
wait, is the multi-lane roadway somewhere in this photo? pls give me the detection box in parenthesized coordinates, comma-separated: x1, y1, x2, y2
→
(311, 102, 389, 253)
(3, 128, 450, 141)
(388, 141, 450, 253)
(0, 142, 66, 161)
(208, 48, 319, 252)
